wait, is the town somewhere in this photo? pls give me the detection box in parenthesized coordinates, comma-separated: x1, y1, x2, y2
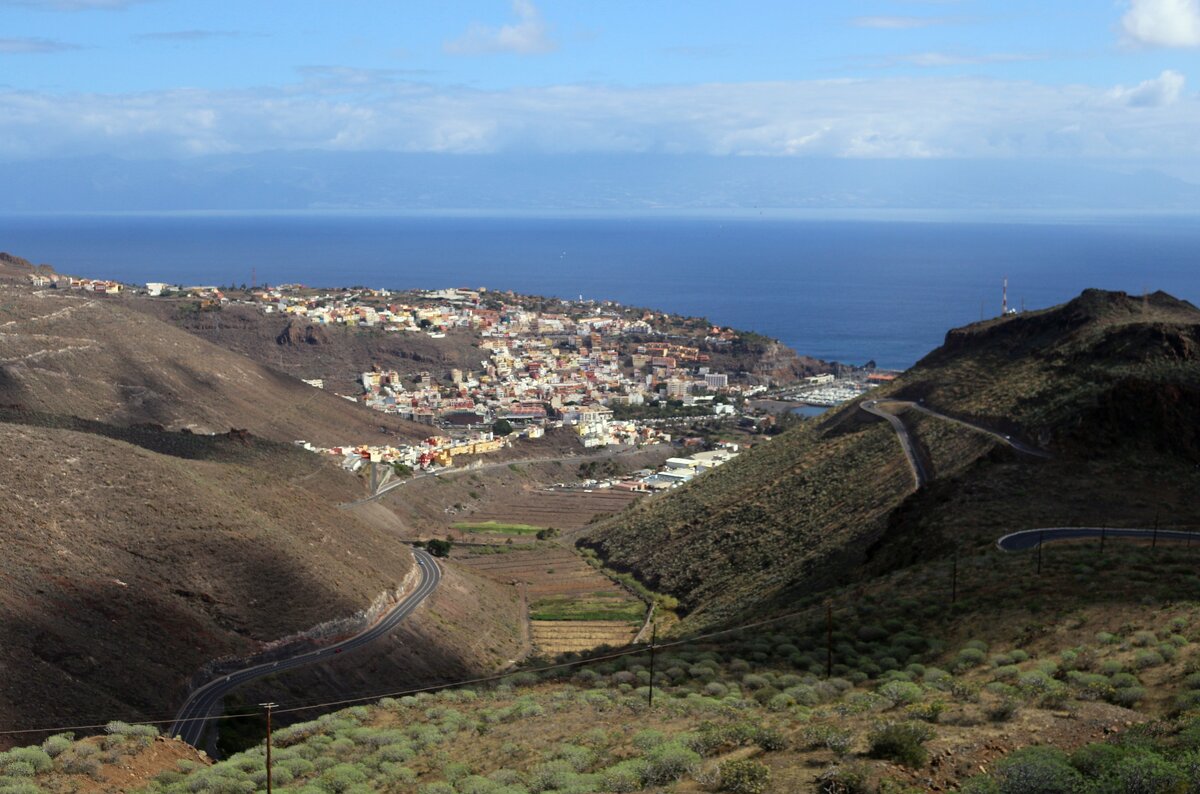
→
(31, 271, 887, 488)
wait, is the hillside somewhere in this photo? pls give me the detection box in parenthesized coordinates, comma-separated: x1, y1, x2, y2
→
(0, 251, 54, 281)
(13, 527, 1200, 792)
(0, 407, 524, 747)
(0, 283, 430, 446)
(128, 299, 490, 396)
(582, 289, 1200, 631)
(893, 288, 1200, 453)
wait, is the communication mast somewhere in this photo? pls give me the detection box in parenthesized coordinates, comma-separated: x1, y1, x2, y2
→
(1002, 277, 1008, 316)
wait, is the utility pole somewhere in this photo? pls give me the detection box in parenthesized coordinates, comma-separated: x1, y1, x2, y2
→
(1037, 530, 1044, 575)
(1100, 525, 1106, 555)
(260, 702, 277, 794)
(1153, 509, 1160, 550)
(647, 625, 657, 708)
(826, 601, 834, 678)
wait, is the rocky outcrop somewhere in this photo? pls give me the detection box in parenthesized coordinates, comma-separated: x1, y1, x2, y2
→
(276, 320, 330, 346)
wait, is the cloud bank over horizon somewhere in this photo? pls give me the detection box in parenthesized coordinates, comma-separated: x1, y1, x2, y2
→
(0, 70, 1196, 166)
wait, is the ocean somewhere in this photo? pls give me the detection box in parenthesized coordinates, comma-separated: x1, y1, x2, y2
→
(3, 212, 1199, 370)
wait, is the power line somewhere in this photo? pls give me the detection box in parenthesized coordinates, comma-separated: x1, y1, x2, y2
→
(0, 596, 851, 739)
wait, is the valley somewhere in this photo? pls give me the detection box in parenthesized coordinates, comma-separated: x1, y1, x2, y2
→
(2, 277, 1200, 794)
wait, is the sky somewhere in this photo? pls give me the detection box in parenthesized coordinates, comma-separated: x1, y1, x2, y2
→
(2, 1, 1200, 183)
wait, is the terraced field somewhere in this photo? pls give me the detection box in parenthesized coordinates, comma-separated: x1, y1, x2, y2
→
(464, 488, 642, 532)
(454, 547, 644, 656)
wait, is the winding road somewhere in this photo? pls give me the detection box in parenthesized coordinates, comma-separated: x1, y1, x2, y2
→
(860, 397, 1051, 489)
(997, 527, 1197, 551)
(170, 548, 441, 747)
(861, 399, 930, 487)
(860, 398, 1192, 555)
(340, 446, 645, 509)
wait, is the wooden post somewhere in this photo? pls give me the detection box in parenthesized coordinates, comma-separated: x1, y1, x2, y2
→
(1153, 510, 1160, 550)
(260, 702, 277, 794)
(1100, 525, 1106, 555)
(647, 625, 657, 708)
(1037, 531, 1044, 575)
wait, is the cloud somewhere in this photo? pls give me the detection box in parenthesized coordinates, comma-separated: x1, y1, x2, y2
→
(884, 51, 1044, 67)
(1121, 0, 1200, 47)
(0, 72, 1198, 164)
(134, 30, 245, 42)
(0, 37, 79, 53)
(444, 0, 556, 55)
(852, 15, 954, 29)
(1108, 69, 1187, 106)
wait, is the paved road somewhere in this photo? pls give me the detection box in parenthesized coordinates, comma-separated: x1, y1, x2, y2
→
(900, 400, 1052, 459)
(997, 526, 1197, 551)
(860, 397, 1051, 491)
(340, 446, 646, 509)
(860, 399, 929, 488)
(170, 548, 441, 747)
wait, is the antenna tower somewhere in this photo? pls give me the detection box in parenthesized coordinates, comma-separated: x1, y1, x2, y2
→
(252, 267, 257, 289)
(1002, 277, 1008, 316)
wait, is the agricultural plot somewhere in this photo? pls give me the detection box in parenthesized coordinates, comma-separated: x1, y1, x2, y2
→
(455, 547, 644, 656)
(464, 488, 642, 532)
(452, 520, 544, 535)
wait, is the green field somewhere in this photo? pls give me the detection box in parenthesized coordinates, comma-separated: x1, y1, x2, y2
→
(529, 594, 646, 623)
(452, 520, 545, 535)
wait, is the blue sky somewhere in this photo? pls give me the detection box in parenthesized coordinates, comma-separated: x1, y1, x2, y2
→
(2, 0, 1200, 175)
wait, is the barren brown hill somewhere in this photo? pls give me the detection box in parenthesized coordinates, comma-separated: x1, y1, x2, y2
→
(0, 409, 523, 745)
(0, 251, 54, 281)
(128, 298, 489, 395)
(0, 284, 430, 445)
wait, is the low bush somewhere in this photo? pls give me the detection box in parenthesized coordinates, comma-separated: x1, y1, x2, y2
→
(866, 721, 935, 768)
(991, 746, 1083, 793)
(814, 762, 872, 794)
(641, 742, 700, 786)
(718, 759, 770, 794)
(878, 680, 923, 708)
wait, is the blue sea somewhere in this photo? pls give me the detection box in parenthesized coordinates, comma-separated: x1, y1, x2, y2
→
(3, 212, 1199, 370)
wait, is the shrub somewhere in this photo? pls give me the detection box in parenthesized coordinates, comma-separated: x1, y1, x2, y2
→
(320, 762, 370, 792)
(0, 749, 52, 775)
(3, 762, 35, 778)
(641, 742, 700, 785)
(814, 762, 871, 794)
(552, 744, 594, 772)
(866, 721, 935, 768)
(718, 759, 770, 794)
(1109, 686, 1147, 707)
(992, 746, 1083, 794)
(1134, 650, 1165, 670)
(878, 680, 924, 708)
(1110, 753, 1185, 793)
(755, 726, 788, 752)
(40, 734, 74, 759)
(529, 760, 576, 792)
(632, 729, 665, 752)
(1131, 631, 1157, 647)
(600, 759, 648, 792)
(954, 648, 987, 672)
(1069, 742, 1130, 779)
(987, 694, 1020, 722)
(800, 724, 855, 755)
(905, 700, 945, 723)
